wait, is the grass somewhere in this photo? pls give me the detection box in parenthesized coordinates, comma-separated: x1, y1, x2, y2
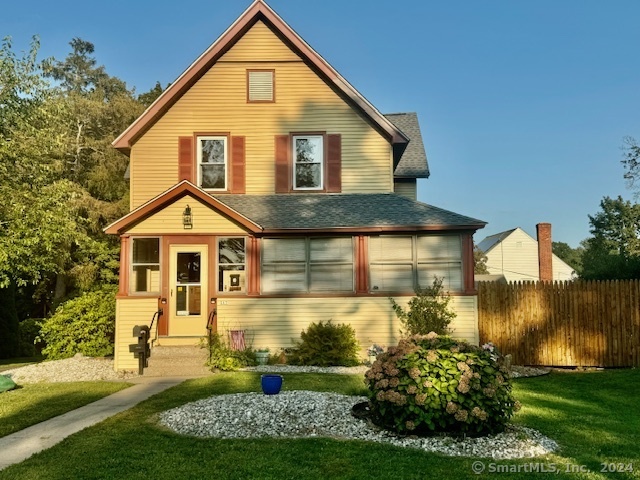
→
(0, 370, 638, 479)
(0, 382, 131, 438)
(0, 356, 44, 372)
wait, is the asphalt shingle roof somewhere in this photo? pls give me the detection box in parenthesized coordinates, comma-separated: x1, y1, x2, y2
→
(476, 229, 517, 252)
(385, 112, 430, 178)
(214, 193, 485, 230)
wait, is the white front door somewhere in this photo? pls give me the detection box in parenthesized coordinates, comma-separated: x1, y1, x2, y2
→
(169, 244, 208, 337)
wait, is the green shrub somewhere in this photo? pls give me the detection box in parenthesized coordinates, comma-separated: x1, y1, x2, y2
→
(37, 286, 116, 360)
(390, 276, 456, 336)
(365, 333, 520, 436)
(289, 320, 360, 367)
(205, 333, 256, 371)
(18, 318, 42, 357)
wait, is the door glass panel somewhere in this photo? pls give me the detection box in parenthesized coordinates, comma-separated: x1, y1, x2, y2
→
(176, 252, 201, 316)
(176, 286, 187, 313)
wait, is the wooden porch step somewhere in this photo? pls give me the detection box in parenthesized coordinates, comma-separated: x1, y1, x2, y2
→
(144, 345, 212, 377)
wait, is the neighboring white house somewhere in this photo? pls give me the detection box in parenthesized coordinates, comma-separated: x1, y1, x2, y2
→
(476, 224, 575, 282)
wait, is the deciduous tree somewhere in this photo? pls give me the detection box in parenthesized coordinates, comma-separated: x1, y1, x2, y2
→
(581, 196, 640, 279)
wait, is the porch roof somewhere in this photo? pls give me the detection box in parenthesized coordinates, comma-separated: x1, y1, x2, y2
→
(214, 193, 486, 233)
(104, 181, 486, 235)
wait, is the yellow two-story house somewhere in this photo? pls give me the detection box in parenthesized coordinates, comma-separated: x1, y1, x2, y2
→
(105, 0, 486, 370)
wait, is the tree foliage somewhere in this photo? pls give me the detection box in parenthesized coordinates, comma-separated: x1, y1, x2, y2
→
(0, 35, 145, 356)
(137, 80, 166, 108)
(622, 136, 640, 199)
(552, 241, 583, 275)
(581, 196, 640, 280)
(473, 245, 489, 274)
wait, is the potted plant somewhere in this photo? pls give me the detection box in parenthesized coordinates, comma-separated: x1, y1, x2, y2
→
(261, 374, 283, 395)
(255, 347, 270, 365)
(367, 344, 384, 364)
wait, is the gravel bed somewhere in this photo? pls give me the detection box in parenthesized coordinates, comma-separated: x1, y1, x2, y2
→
(4, 356, 557, 458)
(242, 365, 369, 375)
(1, 354, 139, 383)
(159, 390, 558, 459)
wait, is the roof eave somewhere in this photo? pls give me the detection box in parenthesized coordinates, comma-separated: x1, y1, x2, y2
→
(112, 0, 408, 152)
(393, 172, 431, 179)
(103, 181, 263, 235)
(259, 224, 486, 235)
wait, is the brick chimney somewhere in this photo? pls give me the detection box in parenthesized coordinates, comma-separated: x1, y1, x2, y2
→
(536, 223, 553, 282)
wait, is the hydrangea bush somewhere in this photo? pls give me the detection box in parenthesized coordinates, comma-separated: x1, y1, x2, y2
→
(365, 333, 520, 436)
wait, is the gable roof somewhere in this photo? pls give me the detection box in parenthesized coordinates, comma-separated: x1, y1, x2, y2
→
(385, 113, 430, 178)
(476, 227, 576, 278)
(476, 228, 518, 253)
(103, 181, 262, 235)
(112, 0, 409, 154)
(105, 182, 486, 235)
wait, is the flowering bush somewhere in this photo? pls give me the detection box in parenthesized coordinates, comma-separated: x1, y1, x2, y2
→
(365, 333, 520, 436)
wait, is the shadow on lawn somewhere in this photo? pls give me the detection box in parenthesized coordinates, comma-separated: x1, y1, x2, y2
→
(513, 369, 640, 474)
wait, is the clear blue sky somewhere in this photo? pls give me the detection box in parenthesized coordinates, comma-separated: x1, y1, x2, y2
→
(3, 0, 640, 248)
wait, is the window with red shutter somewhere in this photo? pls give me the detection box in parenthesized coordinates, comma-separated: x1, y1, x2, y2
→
(275, 135, 290, 193)
(178, 137, 194, 182)
(231, 136, 246, 193)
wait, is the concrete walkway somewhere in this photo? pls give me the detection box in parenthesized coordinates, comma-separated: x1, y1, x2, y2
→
(0, 377, 188, 471)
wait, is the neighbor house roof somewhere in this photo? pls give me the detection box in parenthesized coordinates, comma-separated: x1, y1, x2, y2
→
(385, 112, 430, 178)
(105, 181, 486, 235)
(112, 0, 408, 155)
(476, 228, 517, 253)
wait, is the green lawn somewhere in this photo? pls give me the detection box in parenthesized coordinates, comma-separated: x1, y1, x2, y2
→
(0, 356, 44, 372)
(0, 382, 131, 438)
(0, 370, 638, 480)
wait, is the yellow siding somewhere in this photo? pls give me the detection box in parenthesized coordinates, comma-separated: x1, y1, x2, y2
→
(215, 296, 478, 356)
(115, 297, 158, 370)
(393, 179, 417, 201)
(130, 20, 392, 208)
(127, 195, 247, 235)
(221, 21, 300, 61)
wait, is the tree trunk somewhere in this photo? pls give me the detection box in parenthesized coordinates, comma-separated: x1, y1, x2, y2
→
(53, 273, 67, 305)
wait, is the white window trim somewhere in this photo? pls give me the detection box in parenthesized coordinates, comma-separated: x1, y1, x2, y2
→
(217, 237, 247, 294)
(130, 237, 161, 295)
(292, 135, 324, 191)
(197, 136, 228, 191)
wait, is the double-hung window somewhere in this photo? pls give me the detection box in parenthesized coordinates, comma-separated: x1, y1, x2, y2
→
(262, 237, 353, 293)
(197, 136, 227, 190)
(369, 235, 462, 292)
(131, 238, 160, 294)
(293, 135, 323, 190)
(218, 237, 246, 293)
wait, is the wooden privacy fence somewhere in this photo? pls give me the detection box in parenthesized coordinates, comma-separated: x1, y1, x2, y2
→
(477, 280, 640, 367)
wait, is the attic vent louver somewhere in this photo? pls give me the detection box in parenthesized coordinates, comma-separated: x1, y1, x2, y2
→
(248, 70, 274, 102)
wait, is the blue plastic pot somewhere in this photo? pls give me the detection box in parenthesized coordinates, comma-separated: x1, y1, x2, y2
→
(261, 374, 283, 395)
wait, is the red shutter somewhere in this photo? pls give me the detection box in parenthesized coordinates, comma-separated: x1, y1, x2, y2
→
(327, 134, 342, 193)
(231, 136, 246, 193)
(178, 136, 194, 182)
(275, 135, 290, 193)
